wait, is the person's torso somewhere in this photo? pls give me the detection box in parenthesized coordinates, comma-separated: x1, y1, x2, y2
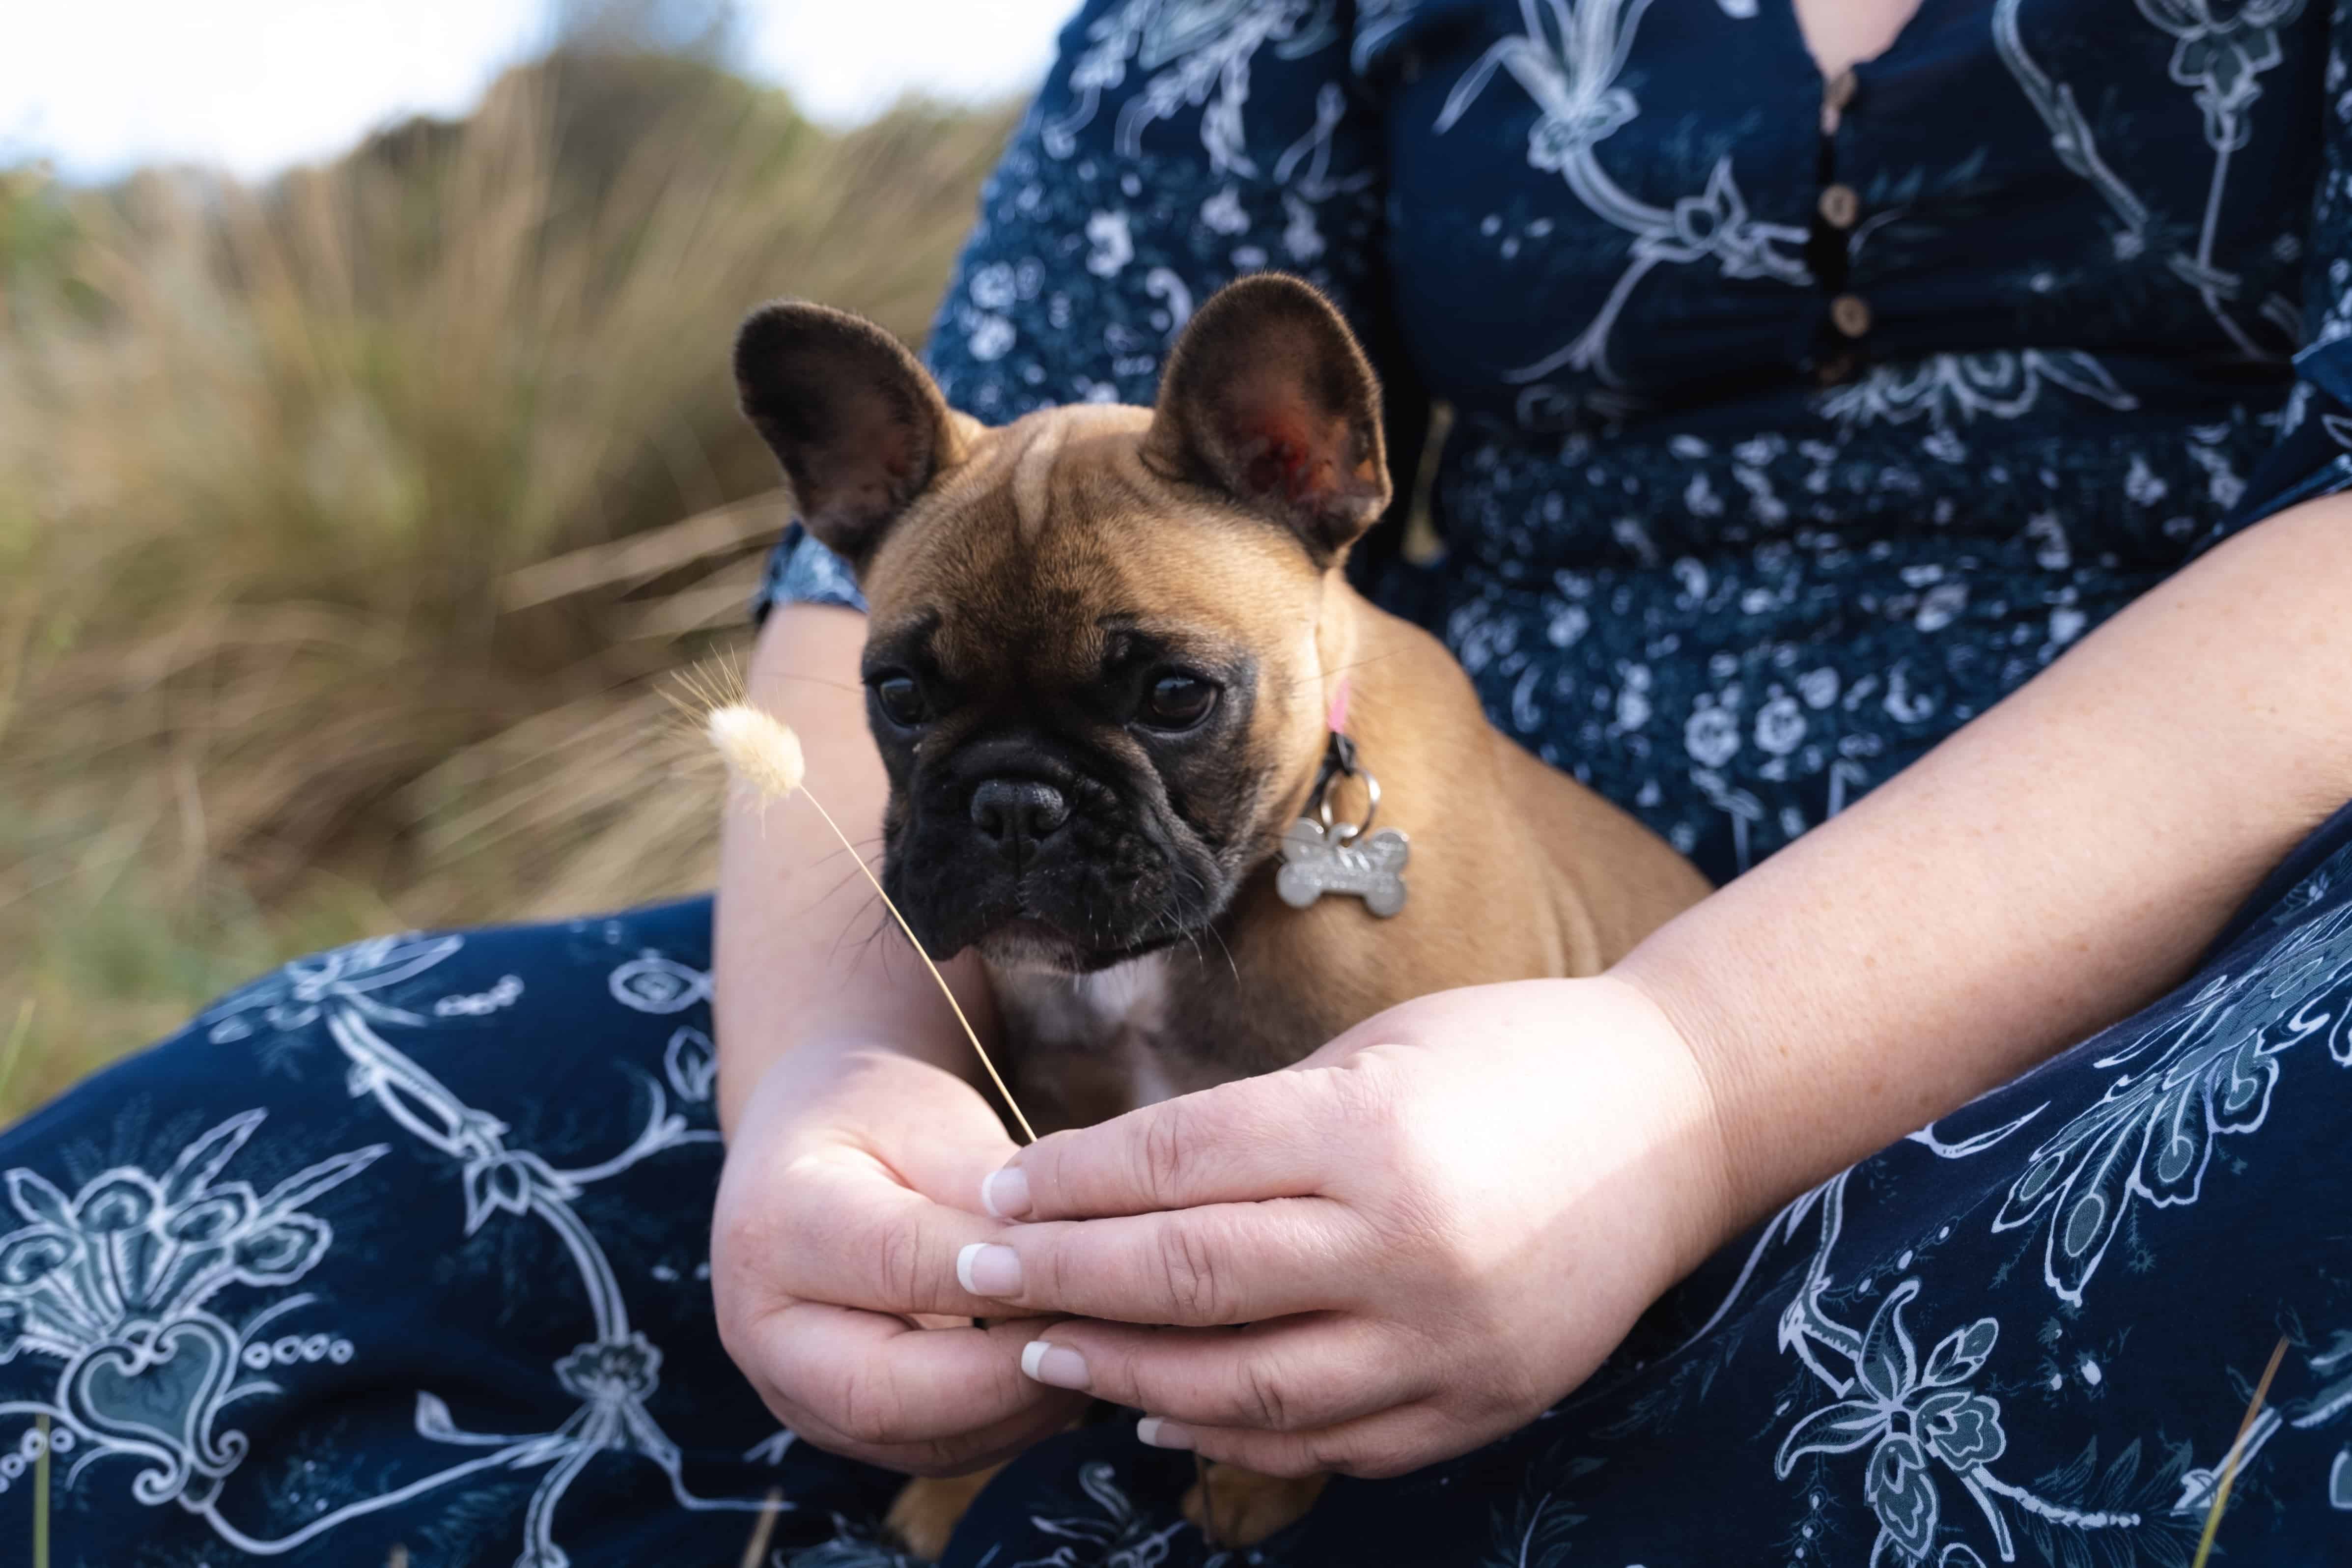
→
(1349, 0, 2322, 878)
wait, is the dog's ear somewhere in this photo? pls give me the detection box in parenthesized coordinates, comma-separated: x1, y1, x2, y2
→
(1143, 273, 1391, 561)
(734, 302, 961, 573)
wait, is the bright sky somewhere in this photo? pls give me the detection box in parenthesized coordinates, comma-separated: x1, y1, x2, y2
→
(0, 0, 1078, 181)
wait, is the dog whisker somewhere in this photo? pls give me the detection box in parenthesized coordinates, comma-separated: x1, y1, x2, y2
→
(1277, 652, 1400, 696)
(1204, 921, 1241, 985)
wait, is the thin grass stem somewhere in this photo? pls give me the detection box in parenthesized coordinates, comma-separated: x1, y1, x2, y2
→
(795, 787, 1036, 1145)
(32, 1412, 47, 1568)
(738, 1486, 783, 1568)
(0, 1001, 34, 1112)
(1193, 1452, 1218, 1549)
(2189, 1334, 2290, 1568)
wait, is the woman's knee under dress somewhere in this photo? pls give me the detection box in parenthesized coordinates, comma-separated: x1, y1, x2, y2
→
(4, 809, 2352, 1565)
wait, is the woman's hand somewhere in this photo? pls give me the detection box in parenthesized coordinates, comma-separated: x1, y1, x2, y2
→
(947, 976, 1737, 1478)
(710, 1035, 1089, 1475)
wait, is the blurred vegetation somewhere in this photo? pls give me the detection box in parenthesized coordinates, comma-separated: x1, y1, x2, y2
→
(0, 30, 1014, 1120)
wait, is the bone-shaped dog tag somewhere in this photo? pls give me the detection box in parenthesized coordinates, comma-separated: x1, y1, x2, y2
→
(1276, 818, 1409, 918)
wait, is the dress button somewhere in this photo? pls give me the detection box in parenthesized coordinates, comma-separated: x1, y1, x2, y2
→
(1815, 351, 1859, 387)
(1829, 293, 1873, 337)
(1817, 183, 1859, 228)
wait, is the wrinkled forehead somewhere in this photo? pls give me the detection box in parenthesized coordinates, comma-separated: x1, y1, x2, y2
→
(858, 410, 1321, 683)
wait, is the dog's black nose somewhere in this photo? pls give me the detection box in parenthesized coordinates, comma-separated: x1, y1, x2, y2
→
(969, 778, 1069, 858)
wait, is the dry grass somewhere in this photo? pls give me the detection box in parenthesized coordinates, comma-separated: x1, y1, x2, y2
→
(0, 48, 1011, 1122)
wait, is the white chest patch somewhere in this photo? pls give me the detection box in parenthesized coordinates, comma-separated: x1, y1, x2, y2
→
(1067, 952, 1170, 1033)
(998, 952, 1172, 1044)
(997, 952, 1184, 1110)
(1073, 956, 1182, 1107)
(1119, 1038, 1182, 1109)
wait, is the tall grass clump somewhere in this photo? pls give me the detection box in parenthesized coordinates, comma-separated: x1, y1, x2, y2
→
(0, 48, 1012, 1120)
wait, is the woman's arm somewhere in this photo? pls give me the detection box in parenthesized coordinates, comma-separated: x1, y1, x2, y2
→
(1622, 492, 2352, 1226)
(711, 601, 993, 1136)
(1640, 0, 2352, 1179)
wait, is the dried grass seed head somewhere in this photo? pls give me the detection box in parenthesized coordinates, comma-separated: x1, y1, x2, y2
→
(707, 703, 806, 802)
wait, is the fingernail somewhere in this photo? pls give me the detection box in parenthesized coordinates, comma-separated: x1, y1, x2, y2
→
(981, 1167, 1032, 1220)
(1020, 1340, 1091, 1391)
(956, 1241, 1023, 1297)
(1137, 1416, 1195, 1451)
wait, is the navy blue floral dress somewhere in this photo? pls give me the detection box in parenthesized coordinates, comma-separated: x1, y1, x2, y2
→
(8, 2, 2352, 1564)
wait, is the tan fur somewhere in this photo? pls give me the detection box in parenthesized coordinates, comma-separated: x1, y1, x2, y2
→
(1186, 1465, 1330, 1547)
(887, 1460, 1006, 1561)
(1008, 417, 1067, 542)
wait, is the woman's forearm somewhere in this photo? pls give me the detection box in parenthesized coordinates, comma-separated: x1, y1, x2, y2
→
(712, 603, 996, 1136)
(1617, 494, 2352, 1230)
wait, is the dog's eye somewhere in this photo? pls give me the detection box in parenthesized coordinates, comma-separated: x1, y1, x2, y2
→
(871, 674, 927, 728)
(1138, 672, 1217, 731)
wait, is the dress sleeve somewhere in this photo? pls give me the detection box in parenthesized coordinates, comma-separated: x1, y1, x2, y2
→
(2226, 3, 2352, 534)
(753, 0, 1393, 620)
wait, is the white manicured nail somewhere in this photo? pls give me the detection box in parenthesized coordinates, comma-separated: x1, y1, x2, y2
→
(1137, 1416, 1194, 1451)
(1021, 1340, 1091, 1390)
(955, 1241, 1022, 1296)
(981, 1167, 1032, 1219)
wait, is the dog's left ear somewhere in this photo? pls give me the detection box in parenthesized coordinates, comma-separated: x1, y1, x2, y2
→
(734, 301, 965, 574)
(1143, 273, 1391, 562)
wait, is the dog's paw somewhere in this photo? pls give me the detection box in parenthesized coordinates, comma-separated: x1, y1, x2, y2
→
(1182, 1464, 1328, 1549)
(885, 1466, 1004, 1564)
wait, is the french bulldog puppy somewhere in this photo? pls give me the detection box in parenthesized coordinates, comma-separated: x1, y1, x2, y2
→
(734, 273, 1711, 1559)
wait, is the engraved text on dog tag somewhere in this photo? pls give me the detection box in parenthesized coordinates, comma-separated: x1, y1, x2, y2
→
(1276, 818, 1409, 918)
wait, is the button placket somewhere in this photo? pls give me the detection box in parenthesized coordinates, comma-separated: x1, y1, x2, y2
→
(1807, 69, 1868, 385)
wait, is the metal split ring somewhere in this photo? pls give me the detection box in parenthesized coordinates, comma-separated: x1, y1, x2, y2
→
(1310, 757, 1381, 842)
